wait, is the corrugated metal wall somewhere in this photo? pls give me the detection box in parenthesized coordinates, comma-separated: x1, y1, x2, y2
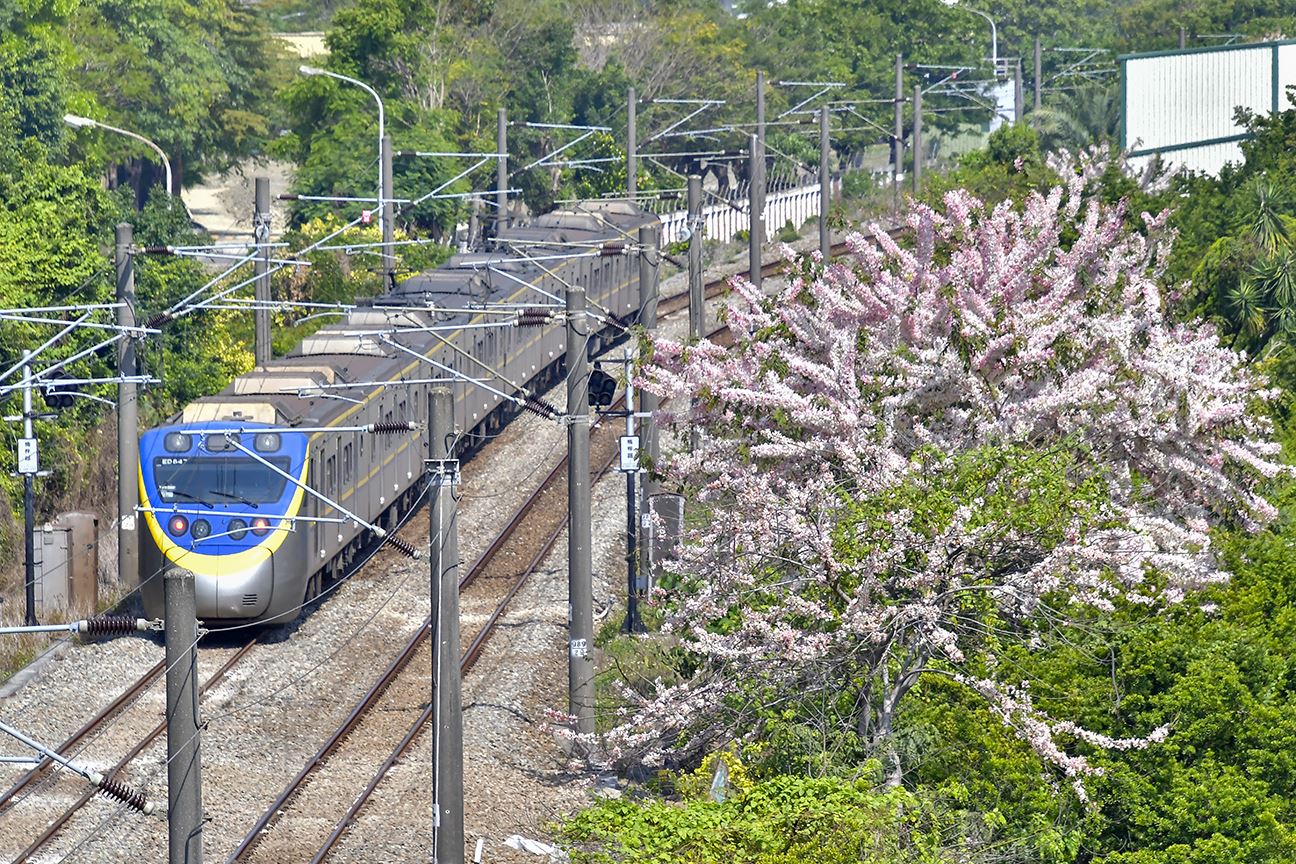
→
(1121, 40, 1296, 176)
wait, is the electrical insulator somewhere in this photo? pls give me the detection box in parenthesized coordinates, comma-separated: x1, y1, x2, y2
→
(600, 242, 626, 256)
(521, 393, 559, 420)
(516, 308, 552, 327)
(96, 776, 156, 815)
(387, 535, 420, 559)
(77, 616, 160, 636)
(367, 421, 419, 434)
(146, 311, 174, 329)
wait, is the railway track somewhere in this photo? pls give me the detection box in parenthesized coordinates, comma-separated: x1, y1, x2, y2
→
(0, 642, 257, 863)
(227, 389, 631, 862)
(220, 245, 785, 861)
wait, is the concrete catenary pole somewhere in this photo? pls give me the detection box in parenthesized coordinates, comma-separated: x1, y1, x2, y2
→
(1034, 37, 1043, 110)
(116, 223, 138, 588)
(894, 54, 904, 212)
(1014, 59, 1025, 123)
(636, 223, 660, 604)
(627, 86, 637, 201)
(381, 134, 395, 289)
(253, 177, 272, 366)
(912, 85, 923, 195)
(496, 108, 508, 235)
(565, 284, 595, 739)
(1179, 26, 1187, 49)
(819, 105, 831, 259)
(165, 568, 203, 864)
(687, 175, 703, 341)
(751, 71, 766, 288)
(748, 134, 763, 289)
(428, 387, 463, 864)
(468, 196, 481, 250)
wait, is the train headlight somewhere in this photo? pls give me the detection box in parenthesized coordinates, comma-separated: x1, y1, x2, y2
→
(191, 519, 211, 540)
(251, 517, 271, 537)
(167, 515, 189, 537)
(254, 432, 281, 452)
(205, 434, 235, 452)
(164, 432, 192, 452)
(228, 518, 247, 541)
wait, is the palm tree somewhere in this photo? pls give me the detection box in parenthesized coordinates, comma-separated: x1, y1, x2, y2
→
(1029, 82, 1121, 152)
(1222, 179, 1296, 355)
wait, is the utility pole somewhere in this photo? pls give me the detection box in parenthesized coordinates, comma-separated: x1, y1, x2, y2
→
(687, 174, 704, 454)
(381, 134, 395, 290)
(912, 85, 923, 195)
(1179, 26, 1187, 49)
(627, 87, 637, 201)
(20, 352, 36, 626)
(253, 177, 272, 366)
(748, 134, 763, 289)
(687, 175, 703, 341)
(819, 105, 831, 259)
(894, 54, 904, 212)
(636, 224, 659, 602)
(752, 70, 766, 287)
(467, 196, 481, 251)
(1034, 37, 1043, 111)
(116, 223, 138, 589)
(496, 108, 508, 236)
(165, 568, 203, 864)
(428, 387, 463, 864)
(565, 284, 594, 739)
(1014, 59, 1024, 123)
(622, 347, 640, 634)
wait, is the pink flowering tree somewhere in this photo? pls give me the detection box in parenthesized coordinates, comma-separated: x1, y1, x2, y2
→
(617, 178, 1287, 796)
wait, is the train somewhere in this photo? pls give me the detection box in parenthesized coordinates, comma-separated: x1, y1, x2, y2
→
(138, 201, 656, 623)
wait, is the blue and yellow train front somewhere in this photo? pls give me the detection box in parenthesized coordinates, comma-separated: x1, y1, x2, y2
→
(138, 422, 310, 623)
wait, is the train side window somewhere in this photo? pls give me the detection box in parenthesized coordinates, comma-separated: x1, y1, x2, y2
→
(326, 455, 336, 494)
(384, 410, 393, 449)
(343, 443, 353, 484)
(398, 399, 407, 422)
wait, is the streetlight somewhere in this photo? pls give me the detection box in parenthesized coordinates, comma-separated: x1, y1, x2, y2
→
(63, 114, 173, 196)
(942, 0, 999, 72)
(299, 65, 386, 236)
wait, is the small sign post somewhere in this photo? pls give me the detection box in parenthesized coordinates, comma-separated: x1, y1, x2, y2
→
(619, 435, 640, 472)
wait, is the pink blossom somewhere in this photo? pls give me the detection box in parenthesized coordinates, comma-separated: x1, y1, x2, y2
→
(607, 178, 1285, 795)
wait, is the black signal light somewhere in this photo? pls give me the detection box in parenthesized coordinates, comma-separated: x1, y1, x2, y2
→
(588, 365, 617, 409)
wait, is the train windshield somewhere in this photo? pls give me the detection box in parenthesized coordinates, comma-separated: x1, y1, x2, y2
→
(153, 457, 293, 506)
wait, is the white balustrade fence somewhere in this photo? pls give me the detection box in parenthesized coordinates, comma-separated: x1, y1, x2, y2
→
(657, 180, 825, 247)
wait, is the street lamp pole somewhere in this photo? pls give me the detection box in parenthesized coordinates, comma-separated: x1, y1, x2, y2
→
(942, 0, 999, 69)
(299, 66, 386, 238)
(63, 114, 172, 197)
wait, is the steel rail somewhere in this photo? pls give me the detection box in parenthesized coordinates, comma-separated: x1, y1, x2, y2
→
(307, 376, 635, 863)
(0, 659, 165, 812)
(226, 392, 628, 862)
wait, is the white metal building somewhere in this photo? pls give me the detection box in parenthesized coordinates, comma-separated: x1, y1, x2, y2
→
(1121, 40, 1296, 176)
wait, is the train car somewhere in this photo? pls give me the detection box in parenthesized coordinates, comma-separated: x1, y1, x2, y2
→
(138, 201, 655, 623)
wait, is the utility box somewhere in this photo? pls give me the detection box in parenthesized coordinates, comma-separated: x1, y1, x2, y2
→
(646, 493, 685, 588)
(35, 512, 99, 618)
